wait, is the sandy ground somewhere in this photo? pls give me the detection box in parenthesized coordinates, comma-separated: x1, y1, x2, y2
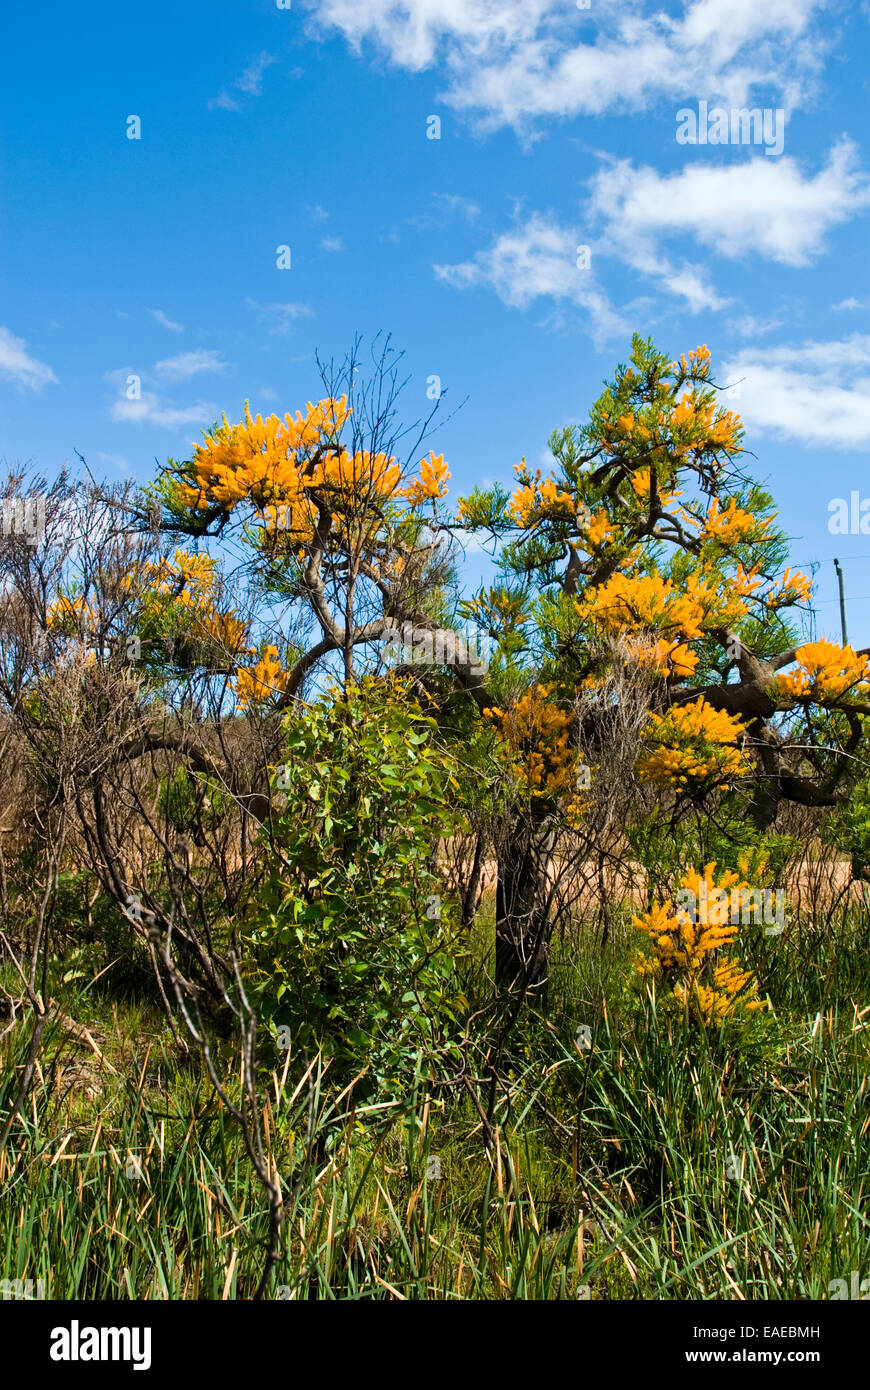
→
(440, 842, 863, 918)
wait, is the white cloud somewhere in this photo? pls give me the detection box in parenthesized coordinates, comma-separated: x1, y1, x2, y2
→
(589, 140, 870, 274)
(0, 326, 57, 390)
(306, 0, 552, 72)
(209, 91, 242, 112)
(833, 296, 869, 311)
(723, 335, 870, 448)
(730, 314, 785, 338)
(431, 192, 481, 222)
(111, 392, 217, 429)
(236, 52, 277, 95)
(405, 192, 483, 235)
(321, 236, 345, 252)
(435, 211, 628, 343)
(209, 51, 277, 111)
(106, 368, 216, 428)
(149, 308, 183, 332)
(658, 264, 728, 314)
(306, 0, 826, 133)
(435, 141, 870, 327)
(154, 349, 227, 381)
(244, 298, 315, 334)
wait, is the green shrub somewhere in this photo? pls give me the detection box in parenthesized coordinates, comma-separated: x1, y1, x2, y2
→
(245, 680, 465, 1101)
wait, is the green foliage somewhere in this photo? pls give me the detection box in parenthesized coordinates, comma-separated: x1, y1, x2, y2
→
(156, 767, 231, 832)
(5, 334, 870, 1305)
(244, 680, 465, 1100)
(3, 904, 868, 1300)
(626, 804, 801, 900)
(458, 584, 531, 668)
(456, 482, 512, 535)
(825, 769, 870, 877)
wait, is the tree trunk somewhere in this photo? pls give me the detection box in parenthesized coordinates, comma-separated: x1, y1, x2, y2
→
(495, 831, 551, 993)
(461, 831, 486, 931)
(750, 773, 781, 831)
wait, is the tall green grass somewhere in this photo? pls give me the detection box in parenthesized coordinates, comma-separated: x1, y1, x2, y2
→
(0, 905, 867, 1299)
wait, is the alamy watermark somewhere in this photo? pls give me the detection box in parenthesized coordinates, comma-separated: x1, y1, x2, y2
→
(1, 495, 46, 546)
(828, 1271, 869, 1299)
(674, 882, 786, 936)
(0, 1277, 47, 1299)
(828, 492, 870, 534)
(50, 1322, 151, 1370)
(676, 102, 785, 157)
(381, 622, 489, 678)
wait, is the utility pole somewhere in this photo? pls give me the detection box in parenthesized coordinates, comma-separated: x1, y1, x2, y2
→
(834, 558, 849, 646)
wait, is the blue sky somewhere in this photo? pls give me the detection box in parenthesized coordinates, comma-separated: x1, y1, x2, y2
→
(1, 0, 869, 639)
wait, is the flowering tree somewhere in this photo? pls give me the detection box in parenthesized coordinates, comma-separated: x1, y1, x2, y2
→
(153, 341, 482, 707)
(49, 332, 861, 1001)
(3, 328, 868, 1200)
(458, 335, 870, 986)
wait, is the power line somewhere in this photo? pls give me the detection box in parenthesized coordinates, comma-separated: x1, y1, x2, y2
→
(791, 553, 870, 567)
(814, 596, 870, 604)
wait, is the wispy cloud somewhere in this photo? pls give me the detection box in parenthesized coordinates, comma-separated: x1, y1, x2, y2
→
(236, 52, 277, 95)
(111, 392, 216, 429)
(588, 140, 870, 276)
(149, 308, 183, 333)
(244, 298, 315, 335)
(438, 140, 870, 329)
(107, 368, 215, 429)
(730, 314, 787, 339)
(723, 335, 870, 448)
(406, 192, 483, 234)
(431, 193, 481, 223)
(435, 211, 628, 344)
(154, 349, 227, 381)
(209, 51, 277, 112)
(321, 236, 345, 253)
(0, 326, 57, 390)
(306, 0, 827, 135)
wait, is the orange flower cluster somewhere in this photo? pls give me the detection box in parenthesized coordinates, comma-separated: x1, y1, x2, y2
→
(234, 645, 291, 709)
(774, 639, 870, 703)
(508, 463, 576, 527)
(141, 550, 249, 657)
(174, 401, 451, 553)
(144, 548, 218, 597)
(576, 549, 799, 680)
(485, 685, 588, 818)
(577, 571, 715, 678)
(698, 496, 764, 546)
(633, 863, 764, 1024)
(584, 509, 613, 548)
(598, 376, 741, 463)
(636, 698, 748, 789)
(761, 568, 814, 612)
(399, 451, 450, 506)
(197, 608, 249, 653)
(675, 960, 762, 1025)
(670, 344, 712, 377)
(629, 468, 683, 510)
(46, 594, 100, 636)
(180, 399, 352, 513)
